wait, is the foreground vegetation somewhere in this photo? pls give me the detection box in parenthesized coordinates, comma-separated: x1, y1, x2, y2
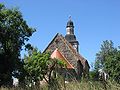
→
(66, 81, 120, 90)
(0, 80, 120, 90)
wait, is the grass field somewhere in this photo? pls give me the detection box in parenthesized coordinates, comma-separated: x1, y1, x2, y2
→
(0, 80, 120, 90)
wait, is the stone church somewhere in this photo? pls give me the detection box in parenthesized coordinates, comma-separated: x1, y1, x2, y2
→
(44, 18, 90, 80)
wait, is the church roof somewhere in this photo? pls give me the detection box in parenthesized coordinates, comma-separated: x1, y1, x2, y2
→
(44, 33, 90, 69)
(60, 34, 88, 68)
(51, 48, 74, 69)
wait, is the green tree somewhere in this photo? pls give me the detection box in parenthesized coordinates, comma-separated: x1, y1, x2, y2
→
(95, 40, 117, 70)
(23, 48, 50, 85)
(104, 49, 120, 83)
(23, 47, 65, 89)
(95, 40, 120, 83)
(0, 4, 35, 86)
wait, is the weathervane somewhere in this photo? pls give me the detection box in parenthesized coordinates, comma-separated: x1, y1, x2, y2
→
(69, 15, 72, 21)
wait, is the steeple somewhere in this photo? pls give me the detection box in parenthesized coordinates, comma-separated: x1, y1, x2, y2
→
(66, 16, 74, 35)
(65, 17, 79, 52)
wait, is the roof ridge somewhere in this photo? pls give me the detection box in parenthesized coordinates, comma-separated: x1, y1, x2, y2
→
(43, 33, 59, 53)
(59, 35, 86, 66)
(59, 35, 77, 57)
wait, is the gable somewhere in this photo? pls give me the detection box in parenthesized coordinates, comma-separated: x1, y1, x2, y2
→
(43, 33, 90, 70)
(51, 48, 74, 69)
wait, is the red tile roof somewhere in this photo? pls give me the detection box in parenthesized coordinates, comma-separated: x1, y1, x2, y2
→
(51, 48, 74, 69)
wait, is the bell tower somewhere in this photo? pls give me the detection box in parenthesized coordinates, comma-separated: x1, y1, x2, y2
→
(65, 17, 79, 52)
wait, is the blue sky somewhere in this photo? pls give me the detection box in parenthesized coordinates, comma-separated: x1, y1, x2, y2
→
(1, 0, 120, 68)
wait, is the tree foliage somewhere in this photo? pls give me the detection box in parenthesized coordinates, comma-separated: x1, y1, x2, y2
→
(95, 40, 117, 70)
(23, 48, 50, 84)
(0, 3, 35, 86)
(104, 50, 120, 83)
(94, 40, 120, 83)
(23, 47, 65, 87)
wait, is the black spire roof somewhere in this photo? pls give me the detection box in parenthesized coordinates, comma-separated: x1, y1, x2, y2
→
(66, 16, 74, 27)
(66, 20, 74, 27)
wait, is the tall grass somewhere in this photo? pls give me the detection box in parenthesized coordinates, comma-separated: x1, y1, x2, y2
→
(65, 80, 120, 90)
(0, 80, 120, 90)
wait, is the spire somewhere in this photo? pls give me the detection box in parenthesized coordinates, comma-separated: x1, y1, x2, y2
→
(65, 17, 79, 52)
(66, 16, 74, 28)
(66, 16, 74, 35)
